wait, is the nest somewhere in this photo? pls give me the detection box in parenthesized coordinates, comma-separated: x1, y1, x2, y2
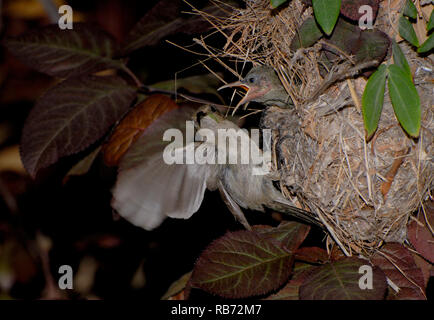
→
(191, 0, 433, 255)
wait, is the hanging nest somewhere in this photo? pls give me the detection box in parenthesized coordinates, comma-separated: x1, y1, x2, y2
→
(190, 0, 433, 255)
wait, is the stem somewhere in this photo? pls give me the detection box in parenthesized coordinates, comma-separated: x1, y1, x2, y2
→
(121, 65, 144, 88)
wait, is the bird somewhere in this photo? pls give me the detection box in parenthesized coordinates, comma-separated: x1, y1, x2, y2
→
(218, 65, 294, 109)
(111, 104, 321, 231)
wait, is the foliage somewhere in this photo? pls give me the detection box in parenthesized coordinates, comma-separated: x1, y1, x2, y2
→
(2, 0, 431, 300)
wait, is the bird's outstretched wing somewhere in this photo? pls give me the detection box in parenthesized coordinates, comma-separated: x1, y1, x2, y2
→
(111, 107, 217, 230)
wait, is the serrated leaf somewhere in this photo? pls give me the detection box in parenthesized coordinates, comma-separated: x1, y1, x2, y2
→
(428, 9, 434, 32)
(312, 0, 341, 35)
(417, 33, 434, 53)
(253, 222, 310, 252)
(407, 202, 434, 263)
(362, 64, 387, 140)
(299, 257, 387, 300)
(403, 0, 418, 19)
(270, 0, 288, 9)
(266, 263, 316, 300)
(387, 64, 421, 137)
(5, 24, 122, 78)
(392, 40, 412, 79)
(340, 0, 379, 22)
(123, 1, 233, 54)
(290, 17, 323, 50)
(190, 230, 294, 298)
(371, 243, 426, 300)
(398, 15, 420, 47)
(102, 94, 178, 167)
(20, 75, 136, 177)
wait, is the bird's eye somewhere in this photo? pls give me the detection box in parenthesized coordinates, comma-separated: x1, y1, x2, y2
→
(248, 77, 255, 84)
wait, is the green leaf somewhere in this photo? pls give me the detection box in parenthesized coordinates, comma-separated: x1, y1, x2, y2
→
(398, 15, 420, 47)
(299, 258, 388, 300)
(392, 40, 412, 79)
(312, 0, 341, 35)
(5, 24, 122, 78)
(387, 64, 421, 137)
(428, 9, 434, 32)
(290, 17, 324, 50)
(20, 75, 136, 177)
(361, 64, 387, 140)
(190, 230, 294, 298)
(270, 0, 288, 8)
(417, 33, 434, 53)
(403, 0, 418, 20)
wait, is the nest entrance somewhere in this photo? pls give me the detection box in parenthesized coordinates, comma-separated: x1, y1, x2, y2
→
(191, 0, 433, 255)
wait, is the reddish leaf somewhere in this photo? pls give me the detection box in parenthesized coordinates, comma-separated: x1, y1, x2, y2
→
(190, 230, 294, 298)
(407, 202, 434, 263)
(253, 221, 310, 252)
(102, 94, 178, 166)
(371, 243, 426, 300)
(266, 263, 316, 300)
(20, 75, 136, 177)
(299, 257, 387, 300)
(295, 247, 329, 264)
(5, 23, 122, 78)
(340, 0, 379, 22)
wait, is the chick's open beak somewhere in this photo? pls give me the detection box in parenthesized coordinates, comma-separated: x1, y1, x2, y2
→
(218, 80, 254, 108)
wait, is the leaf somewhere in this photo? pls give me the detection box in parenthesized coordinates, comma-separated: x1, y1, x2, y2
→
(151, 74, 221, 97)
(312, 0, 341, 35)
(270, 0, 288, 9)
(428, 9, 434, 32)
(253, 222, 310, 252)
(122, 1, 234, 54)
(295, 247, 329, 264)
(407, 201, 434, 263)
(417, 33, 434, 53)
(102, 94, 178, 167)
(325, 19, 361, 60)
(162, 271, 192, 300)
(361, 64, 387, 140)
(387, 64, 421, 137)
(63, 146, 101, 184)
(299, 257, 388, 300)
(265, 263, 316, 300)
(340, 0, 379, 22)
(20, 75, 136, 177)
(398, 15, 420, 47)
(371, 243, 426, 300)
(190, 230, 294, 298)
(354, 29, 390, 64)
(403, 0, 418, 20)
(5, 24, 122, 78)
(290, 17, 323, 50)
(392, 40, 412, 79)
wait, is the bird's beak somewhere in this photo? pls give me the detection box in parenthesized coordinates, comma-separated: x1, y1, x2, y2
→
(218, 81, 253, 108)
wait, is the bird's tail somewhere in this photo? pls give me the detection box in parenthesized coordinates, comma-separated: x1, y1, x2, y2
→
(271, 198, 324, 229)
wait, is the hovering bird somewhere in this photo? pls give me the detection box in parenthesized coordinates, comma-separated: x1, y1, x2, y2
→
(111, 105, 320, 231)
(219, 65, 293, 109)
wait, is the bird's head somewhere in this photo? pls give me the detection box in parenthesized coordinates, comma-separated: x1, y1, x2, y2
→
(219, 66, 292, 108)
